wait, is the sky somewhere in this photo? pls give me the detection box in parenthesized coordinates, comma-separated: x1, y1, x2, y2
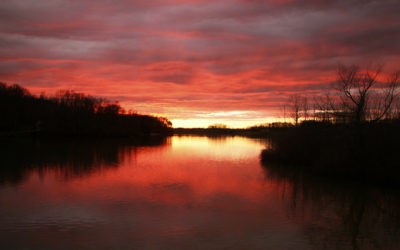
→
(1, 0, 399, 127)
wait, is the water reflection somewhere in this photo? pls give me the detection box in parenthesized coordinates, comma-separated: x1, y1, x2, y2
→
(0, 136, 399, 249)
(261, 161, 400, 250)
(0, 137, 169, 185)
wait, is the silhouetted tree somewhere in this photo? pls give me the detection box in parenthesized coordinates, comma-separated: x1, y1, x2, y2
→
(208, 123, 228, 129)
(0, 82, 172, 136)
(302, 95, 309, 121)
(334, 64, 399, 123)
(288, 94, 301, 126)
(287, 94, 309, 126)
(296, 65, 400, 124)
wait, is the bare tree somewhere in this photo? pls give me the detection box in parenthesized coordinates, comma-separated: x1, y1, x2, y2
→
(287, 94, 308, 125)
(288, 94, 301, 126)
(282, 65, 399, 125)
(335, 64, 399, 123)
(392, 96, 400, 119)
(313, 94, 335, 122)
(368, 71, 400, 122)
(336, 64, 380, 123)
(302, 95, 309, 121)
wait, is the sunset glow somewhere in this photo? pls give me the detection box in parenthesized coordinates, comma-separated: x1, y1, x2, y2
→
(1, 0, 399, 127)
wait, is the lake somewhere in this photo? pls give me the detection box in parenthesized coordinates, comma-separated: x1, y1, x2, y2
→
(0, 136, 399, 249)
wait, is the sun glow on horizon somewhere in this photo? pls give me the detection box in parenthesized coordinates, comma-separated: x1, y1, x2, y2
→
(148, 109, 282, 128)
(171, 117, 281, 128)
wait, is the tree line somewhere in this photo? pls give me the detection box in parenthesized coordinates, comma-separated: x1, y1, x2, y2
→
(0, 82, 172, 137)
(262, 64, 400, 186)
(284, 64, 400, 125)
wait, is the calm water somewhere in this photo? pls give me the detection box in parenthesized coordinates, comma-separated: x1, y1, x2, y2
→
(0, 136, 399, 250)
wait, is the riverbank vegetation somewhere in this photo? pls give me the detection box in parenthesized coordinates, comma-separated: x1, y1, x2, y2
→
(0, 82, 172, 137)
(261, 64, 400, 186)
(261, 121, 400, 185)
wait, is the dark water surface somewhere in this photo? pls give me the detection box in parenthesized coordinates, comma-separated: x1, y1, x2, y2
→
(0, 136, 399, 250)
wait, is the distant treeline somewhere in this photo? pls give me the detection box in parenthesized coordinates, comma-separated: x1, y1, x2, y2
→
(173, 122, 295, 137)
(0, 82, 172, 137)
(174, 126, 271, 137)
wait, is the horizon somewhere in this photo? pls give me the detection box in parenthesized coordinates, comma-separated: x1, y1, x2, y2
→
(1, 0, 399, 128)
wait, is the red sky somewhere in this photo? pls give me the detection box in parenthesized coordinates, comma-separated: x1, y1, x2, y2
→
(1, 0, 399, 127)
